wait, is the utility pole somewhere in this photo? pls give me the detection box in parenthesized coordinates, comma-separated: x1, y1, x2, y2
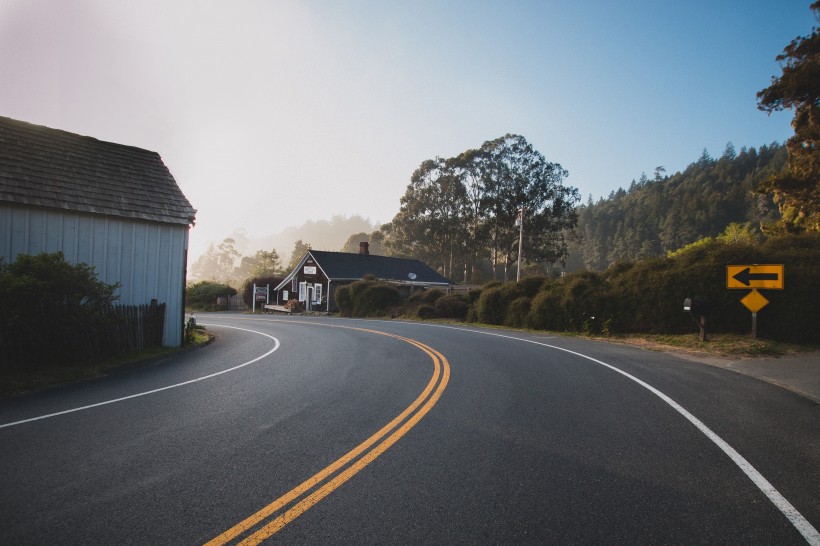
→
(516, 207, 525, 282)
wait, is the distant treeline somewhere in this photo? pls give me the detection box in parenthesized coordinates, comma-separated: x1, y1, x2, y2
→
(565, 143, 787, 271)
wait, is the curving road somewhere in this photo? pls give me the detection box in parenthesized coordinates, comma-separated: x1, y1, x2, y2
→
(1, 313, 818, 545)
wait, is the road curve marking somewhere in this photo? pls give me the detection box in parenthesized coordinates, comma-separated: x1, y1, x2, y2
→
(204, 324, 450, 546)
(387, 321, 820, 546)
(0, 324, 280, 430)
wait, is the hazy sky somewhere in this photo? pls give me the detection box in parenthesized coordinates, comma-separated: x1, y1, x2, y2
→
(1, 0, 814, 261)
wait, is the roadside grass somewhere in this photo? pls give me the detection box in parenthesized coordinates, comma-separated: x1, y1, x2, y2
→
(592, 332, 818, 359)
(0, 330, 212, 399)
(412, 317, 818, 359)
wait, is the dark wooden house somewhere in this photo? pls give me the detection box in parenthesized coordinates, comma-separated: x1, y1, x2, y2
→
(274, 242, 452, 312)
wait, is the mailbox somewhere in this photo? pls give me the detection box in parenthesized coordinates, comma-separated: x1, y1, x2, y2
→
(683, 298, 710, 315)
(683, 297, 710, 342)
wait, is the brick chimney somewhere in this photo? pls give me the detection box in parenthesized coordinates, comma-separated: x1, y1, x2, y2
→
(359, 241, 370, 256)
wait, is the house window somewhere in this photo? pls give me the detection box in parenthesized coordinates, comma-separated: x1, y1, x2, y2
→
(298, 282, 307, 302)
(314, 283, 322, 303)
(292, 278, 298, 292)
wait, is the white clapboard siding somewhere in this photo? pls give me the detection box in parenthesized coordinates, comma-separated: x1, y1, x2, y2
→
(1, 204, 189, 347)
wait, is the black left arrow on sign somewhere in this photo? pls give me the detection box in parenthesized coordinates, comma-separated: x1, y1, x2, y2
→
(732, 267, 779, 286)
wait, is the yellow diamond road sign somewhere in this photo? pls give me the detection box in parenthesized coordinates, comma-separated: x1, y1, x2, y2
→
(740, 289, 769, 313)
(727, 264, 784, 289)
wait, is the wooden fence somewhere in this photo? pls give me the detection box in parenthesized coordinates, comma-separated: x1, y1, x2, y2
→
(0, 301, 166, 370)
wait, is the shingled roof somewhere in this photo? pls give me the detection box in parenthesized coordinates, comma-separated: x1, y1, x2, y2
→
(282, 250, 452, 286)
(0, 116, 196, 225)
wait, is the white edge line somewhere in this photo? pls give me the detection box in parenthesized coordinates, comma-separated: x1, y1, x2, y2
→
(385, 321, 820, 546)
(0, 324, 280, 430)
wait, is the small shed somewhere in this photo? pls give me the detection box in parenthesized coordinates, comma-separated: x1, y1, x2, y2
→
(274, 242, 452, 312)
(0, 116, 196, 346)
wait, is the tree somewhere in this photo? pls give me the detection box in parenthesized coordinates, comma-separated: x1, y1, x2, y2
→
(232, 255, 256, 282)
(476, 134, 578, 280)
(449, 148, 488, 283)
(190, 237, 242, 281)
(368, 230, 385, 255)
(382, 157, 469, 279)
(562, 144, 787, 270)
(717, 222, 761, 246)
(288, 240, 311, 270)
(250, 249, 283, 277)
(757, 1, 820, 232)
(341, 233, 370, 253)
(381, 135, 578, 282)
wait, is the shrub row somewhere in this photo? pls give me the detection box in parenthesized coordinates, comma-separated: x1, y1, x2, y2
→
(471, 233, 819, 343)
(330, 233, 817, 343)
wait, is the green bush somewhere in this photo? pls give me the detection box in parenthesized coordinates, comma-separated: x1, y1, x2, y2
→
(335, 285, 353, 316)
(519, 276, 547, 297)
(527, 287, 563, 331)
(0, 252, 120, 368)
(355, 284, 402, 317)
(408, 288, 445, 304)
(434, 294, 469, 320)
(416, 305, 437, 319)
(505, 296, 531, 328)
(475, 286, 506, 325)
(599, 233, 819, 342)
(755, 233, 820, 342)
(553, 271, 612, 332)
(336, 278, 402, 317)
(186, 281, 237, 310)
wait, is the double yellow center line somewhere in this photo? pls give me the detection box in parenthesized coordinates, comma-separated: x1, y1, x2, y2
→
(205, 326, 450, 545)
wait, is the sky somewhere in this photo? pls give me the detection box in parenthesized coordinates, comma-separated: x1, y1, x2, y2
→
(0, 0, 815, 262)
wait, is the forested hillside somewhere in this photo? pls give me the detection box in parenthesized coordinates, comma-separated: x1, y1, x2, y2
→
(564, 143, 788, 271)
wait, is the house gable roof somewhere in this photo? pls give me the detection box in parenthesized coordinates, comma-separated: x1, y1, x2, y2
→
(0, 116, 196, 225)
(276, 250, 452, 289)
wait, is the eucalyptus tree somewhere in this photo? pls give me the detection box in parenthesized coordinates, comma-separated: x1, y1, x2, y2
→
(383, 135, 578, 282)
(190, 237, 242, 282)
(476, 134, 579, 280)
(382, 157, 469, 279)
(448, 148, 487, 283)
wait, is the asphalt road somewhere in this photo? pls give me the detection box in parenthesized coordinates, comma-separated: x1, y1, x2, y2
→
(1, 314, 818, 545)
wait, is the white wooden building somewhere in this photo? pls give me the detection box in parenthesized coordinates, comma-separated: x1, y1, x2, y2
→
(0, 116, 196, 346)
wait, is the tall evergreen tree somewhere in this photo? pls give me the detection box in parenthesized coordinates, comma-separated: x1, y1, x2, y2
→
(757, 1, 820, 232)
